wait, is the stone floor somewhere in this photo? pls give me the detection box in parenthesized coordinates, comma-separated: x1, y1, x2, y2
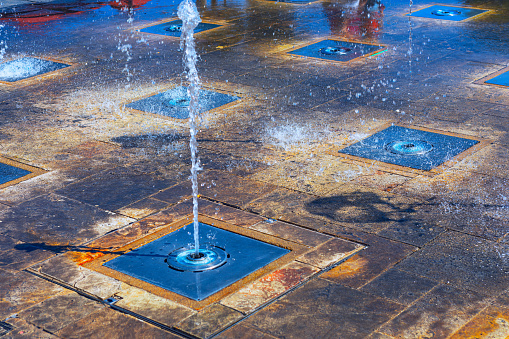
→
(0, 0, 508, 338)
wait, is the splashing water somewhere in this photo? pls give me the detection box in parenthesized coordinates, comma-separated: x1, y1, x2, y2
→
(178, 0, 202, 256)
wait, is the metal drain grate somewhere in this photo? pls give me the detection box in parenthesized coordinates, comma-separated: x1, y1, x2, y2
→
(407, 5, 489, 21)
(0, 57, 70, 82)
(338, 125, 479, 171)
(139, 19, 221, 37)
(287, 39, 386, 62)
(103, 223, 290, 301)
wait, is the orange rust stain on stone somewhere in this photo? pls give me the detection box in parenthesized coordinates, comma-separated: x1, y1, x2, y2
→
(321, 254, 368, 280)
(450, 306, 509, 339)
(69, 251, 106, 266)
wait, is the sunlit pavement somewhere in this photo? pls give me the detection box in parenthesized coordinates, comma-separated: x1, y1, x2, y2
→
(0, 0, 508, 338)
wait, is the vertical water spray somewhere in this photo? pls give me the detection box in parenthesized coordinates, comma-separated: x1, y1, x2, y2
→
(178, 0, 202, 256)
(407, 0, 413, 73)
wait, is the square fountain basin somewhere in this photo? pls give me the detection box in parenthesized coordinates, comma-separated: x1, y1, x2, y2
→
(103, 223, 290, 301)
(139, 19, 221, 37)
(126, 86, 240, 119)
(0, 57, 70, 82)
(0, 162, 31, 185)
(485, 70, 509, 87)
(288, 40, 385, 62)
(407, 5, 488, 21)
(338, 125, 479, 171)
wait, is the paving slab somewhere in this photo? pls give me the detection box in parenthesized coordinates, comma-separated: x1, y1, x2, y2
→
(379, 284, 491, 339)
(396, 231, 509, 296)
(244, 278, 404, 339)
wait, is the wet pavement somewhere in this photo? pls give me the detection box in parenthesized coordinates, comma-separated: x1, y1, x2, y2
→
(0, 0, 508, 337)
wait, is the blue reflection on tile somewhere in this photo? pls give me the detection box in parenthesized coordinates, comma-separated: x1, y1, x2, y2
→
(338, 125, 479, 171)
(0, 57, 70, 82)
(486, 71, 509, 87)
(0, 162, 31, 185)
(104, 223, 290, 301)
(407, 5, 488, 21)
(288, 40, 385, 62)
(126, 86, 240, 119)
(139, 19, 221, 37)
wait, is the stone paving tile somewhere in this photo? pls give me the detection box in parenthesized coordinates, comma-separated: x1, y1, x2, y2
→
(396, 231, 509, 296)
(55, 166, 177, 212)
(220, 261, 319, 314)
(216, 324, 277, 339)
(245, 278, 404, 339)
(3, 318, 59, 338)
(453, 143, 509, 179)
(0, 235, 55, 273)
(116, 197, 170, 219)
(367, 332, 395, 339)
(351, 170, 412, 192)
(0, 194, 134, 246)
(297, 238, 363, 269)
(176, 304, 243, 339)
(56, 308, 179, 339)
(410, 96, 497, 123)
(360, 269, 438, 306)
(248, 155, 360, 196)
(312, 222, 417, 288)
(249, 219, 332, 247)
(32, 255, 123, 299)
(379, 284, 491, 339)
(376, 220, 447, 247)
(16, 292, 104, 333)
(0, 269, 64, 319)
(392, 171, 509, 241)
(114, 286, 195, 328)
(449, 305, 509, 339)
(200, 202, 265, 228)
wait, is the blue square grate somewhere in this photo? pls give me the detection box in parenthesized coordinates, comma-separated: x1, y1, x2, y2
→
(485, 71, 509, 87)
(139, 20, 221, 37)
(126, 86, 240, 119)
(288, 40, 385, 62)
(407, 5, 488, 21)
(103, 223, 290, 301)
(338, 125, 479, 171)
(0, 57, 70, 82)
(0, 162, 31, 185)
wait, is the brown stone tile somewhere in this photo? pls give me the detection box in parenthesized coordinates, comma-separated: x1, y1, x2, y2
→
(245, 278, 404, 339)
(453, 143, 509, 179)
(367, 332, 395, 339)
(56, 308, 178, 339)
(247, 155, 358, 195)
(449, 305, 509, 339)
(376, 220, 447, 247)
(200, 202, 265, 228)
(360, 269, 438, 306)
(393, 171, 509, 241)
(150, 181, 193, 206)
(115, 286, 195, 328)
(55, 166, 177, 211)
(0, 236, 55, 273)
(249, 219, 331, 247)
(0, 194, 134, 246)
(396, 231, 509, 295)
(199, 170, 278, 208)
(176, 304, 243, 338)
(0, 269, 64, 319)
(3, 318, 59, 338)
(17, 292, 104, 333)
(297, 238, 364, 269)
(320, 227, 417, 289)
(216, 324, 277, 339)
(305, 184, 427, 233)
(31, 255, 122, 299)
(380, 284, 491, 338)
(116, 197, 170, 219)
(220, 261, 319, 314)
(246, 188, 317, 221)
(351, 170, 411, 192)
